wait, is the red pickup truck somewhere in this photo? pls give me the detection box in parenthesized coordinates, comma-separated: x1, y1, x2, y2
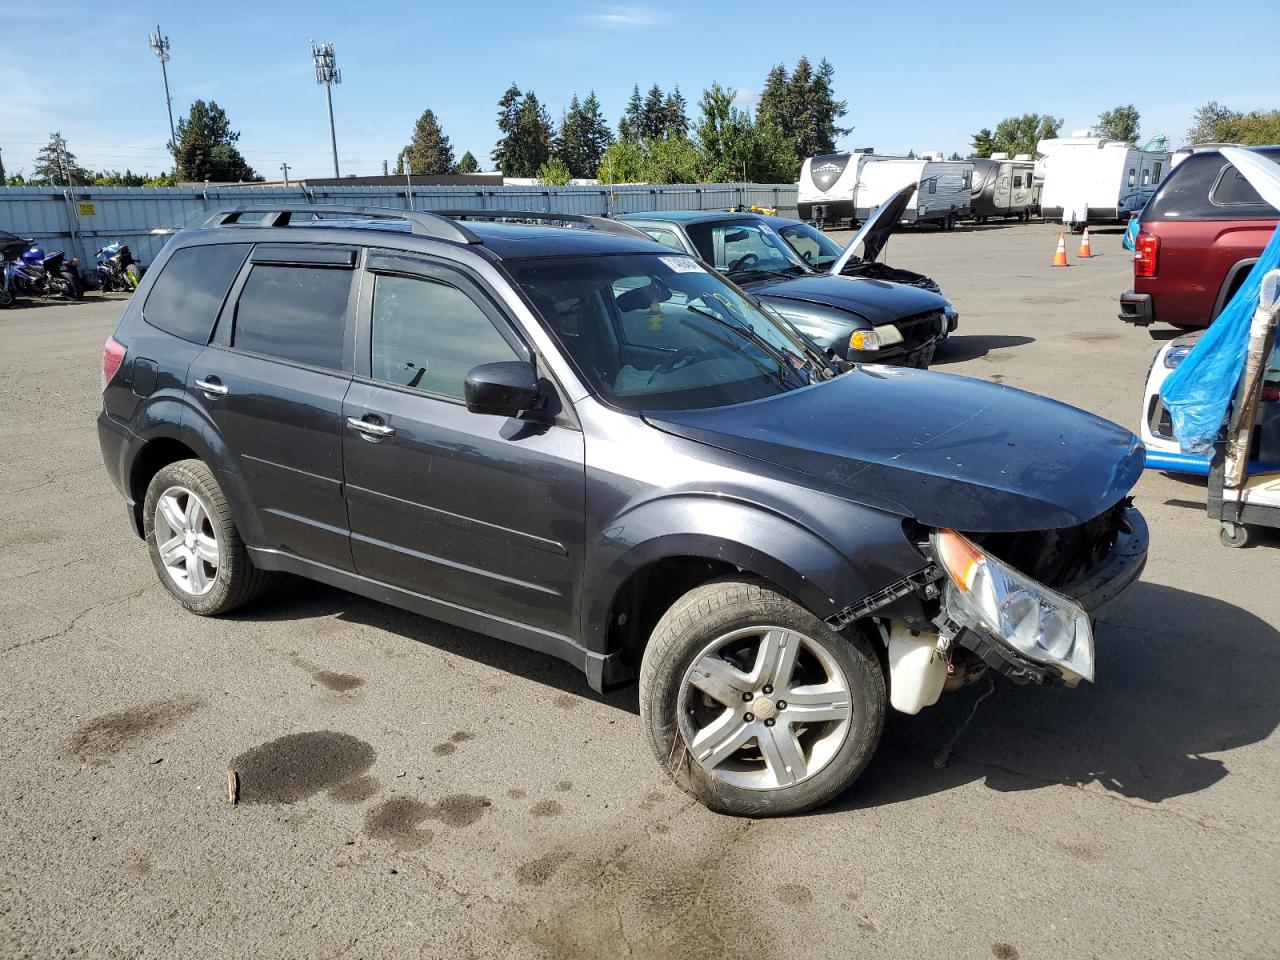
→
(1120, 145, 1280, 329)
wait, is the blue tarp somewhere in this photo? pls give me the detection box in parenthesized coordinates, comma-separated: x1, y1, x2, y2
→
(1122, 216, 1140, 251)
(1161, 224, 1280, 456)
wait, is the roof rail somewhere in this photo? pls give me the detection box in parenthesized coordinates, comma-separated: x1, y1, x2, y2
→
(193, 205, 482, 245)
(432, 209, 652, 241)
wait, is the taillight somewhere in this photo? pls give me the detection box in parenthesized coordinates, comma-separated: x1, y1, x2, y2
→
(1263, 382, 1279, 403)
(1134, 232, 1159, 278)
(102, 337, 126, 391)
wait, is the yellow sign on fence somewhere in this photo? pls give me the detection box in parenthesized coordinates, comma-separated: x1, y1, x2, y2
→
(78, 202, 96, 216)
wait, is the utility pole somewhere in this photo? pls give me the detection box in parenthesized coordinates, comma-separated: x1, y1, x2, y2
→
(382, 159, 389, 177)
(148, 27, 178, 163)
(404, 159, 414, 211)
(280, 163, 290, 187)
(311, 41, 342, 178)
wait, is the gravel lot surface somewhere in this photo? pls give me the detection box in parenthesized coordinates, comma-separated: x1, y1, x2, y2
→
(2, 222, 1276, 959)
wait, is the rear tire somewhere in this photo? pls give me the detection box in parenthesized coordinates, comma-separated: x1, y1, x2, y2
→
(143, 459, 270, 615)
(640, 578, 885, 817)
(0, 287, 12, 309)
(125, 264, 142, 290)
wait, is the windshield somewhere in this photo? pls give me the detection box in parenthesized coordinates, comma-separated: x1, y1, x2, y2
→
(682, 220, 810, 283)
(776, 222, 848, 270)
(510, 253, 823, 411)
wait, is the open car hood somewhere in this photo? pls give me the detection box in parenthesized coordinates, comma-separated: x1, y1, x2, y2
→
(828, 183, 916, 274)
(644, 366, 1145, 533)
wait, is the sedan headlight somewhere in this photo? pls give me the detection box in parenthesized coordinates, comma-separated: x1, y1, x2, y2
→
(1163, 342, 1196, 369)
(849, 328, 882, 352)
(931, 528, 1094, 684)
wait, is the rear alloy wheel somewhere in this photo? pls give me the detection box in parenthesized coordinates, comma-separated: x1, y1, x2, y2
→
(143, 459, 269, 615)
(641, 578, 884, 816)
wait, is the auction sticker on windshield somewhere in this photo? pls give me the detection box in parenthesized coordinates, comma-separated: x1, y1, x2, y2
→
(660, 256, 704, 273)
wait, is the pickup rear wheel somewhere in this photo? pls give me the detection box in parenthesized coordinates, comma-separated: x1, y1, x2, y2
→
(143, 459, 269, 615)
(640, 578, 884, 816)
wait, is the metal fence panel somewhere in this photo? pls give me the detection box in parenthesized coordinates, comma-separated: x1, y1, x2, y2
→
(0, 182, 798, 269)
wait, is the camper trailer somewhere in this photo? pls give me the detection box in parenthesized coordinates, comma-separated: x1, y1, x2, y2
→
(799, 152, 973, 229)
(969, 153, 1037, 221)
(797, 151, 871, 224)
(1037, 133, 1172, 229)
(853, 155, 973, 229)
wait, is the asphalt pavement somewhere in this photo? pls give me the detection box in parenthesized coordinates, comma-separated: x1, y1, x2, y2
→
(1, 222, 1276, 960)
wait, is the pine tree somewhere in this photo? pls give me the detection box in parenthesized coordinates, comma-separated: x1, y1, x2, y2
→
(757, 64, 790, 136)
(663, 87, 689, 140)
(491, 83, 524, 172)
(579, 92, 614, 173)
(493, 88, 554, 177)
(970, 128, 995, 157)
(619, 84, 644, 142)
(173, 101, 258, 182)
(400, 109, 456, 175)
(457, 151, 479, 173)
(806, 58, 849, 156)
(756, 57, 849, 167)
(641, 84, 667, 140)
(32, 132, 93, 185)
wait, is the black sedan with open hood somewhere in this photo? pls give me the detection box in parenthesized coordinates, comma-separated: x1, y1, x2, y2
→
(619, 206, 950, 368)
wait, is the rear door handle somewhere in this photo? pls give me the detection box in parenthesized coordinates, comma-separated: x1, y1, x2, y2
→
(346, 415, 395, 439)
(195, 377, 228, 397)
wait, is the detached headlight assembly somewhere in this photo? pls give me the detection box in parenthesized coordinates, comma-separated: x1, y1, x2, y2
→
(931, 528, 1095, 684)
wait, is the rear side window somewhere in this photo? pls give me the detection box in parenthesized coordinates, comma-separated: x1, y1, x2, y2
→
(143, 244, 249, 343)
(1213, 166, 1271, 205)
(232, 265, 352, 368)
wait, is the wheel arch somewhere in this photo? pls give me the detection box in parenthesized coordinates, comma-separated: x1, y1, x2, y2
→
(585, 495, 909, 686)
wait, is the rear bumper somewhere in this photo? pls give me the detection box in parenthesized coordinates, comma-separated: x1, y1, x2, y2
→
(798, 200, 854, 224)
(97, 411, 143, 537)
(1118, 290, 1154, 326)
(951, 507, 1148, 685)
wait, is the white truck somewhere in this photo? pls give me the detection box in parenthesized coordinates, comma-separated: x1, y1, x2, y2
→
(1037, 133, 1172, 229)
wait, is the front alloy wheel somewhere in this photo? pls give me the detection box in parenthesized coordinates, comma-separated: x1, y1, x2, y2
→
(641, 578, 885, 817)
(678, 626, 853, 790)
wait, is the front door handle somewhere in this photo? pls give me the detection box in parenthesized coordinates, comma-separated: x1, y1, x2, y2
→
(346, 415, 395, 439)
(195, 377, 229, 397)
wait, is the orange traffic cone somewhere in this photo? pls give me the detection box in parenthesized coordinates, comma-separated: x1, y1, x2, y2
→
(1077, 227, 1093, 258)
(1052, 233, 1069, 267)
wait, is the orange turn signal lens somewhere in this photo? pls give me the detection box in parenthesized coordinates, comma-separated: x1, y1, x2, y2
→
(934, 529, 983, 593)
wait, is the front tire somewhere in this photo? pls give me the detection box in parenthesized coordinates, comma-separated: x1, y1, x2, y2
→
(143, 459, 269, 615)
(640, 578, 885, 817)
(125, 264, 142, 290)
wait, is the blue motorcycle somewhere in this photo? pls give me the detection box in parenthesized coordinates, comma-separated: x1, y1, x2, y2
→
(95, 242, 144, 292)
(2, 235, 83, 301)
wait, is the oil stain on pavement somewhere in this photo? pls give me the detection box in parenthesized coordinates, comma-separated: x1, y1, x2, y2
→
(289, 654, 364, 693)
(229, 731, 375, 804)
(363, 793, 492, 850)
(67, 695, 205, 761)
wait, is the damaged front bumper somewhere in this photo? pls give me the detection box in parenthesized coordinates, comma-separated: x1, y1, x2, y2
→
(939, 507, 1149, 686)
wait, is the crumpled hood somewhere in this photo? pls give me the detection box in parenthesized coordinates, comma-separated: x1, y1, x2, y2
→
(755, 274, 946, 326)
(644, 366, 1145, 532)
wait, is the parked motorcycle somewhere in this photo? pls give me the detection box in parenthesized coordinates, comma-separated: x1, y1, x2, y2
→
(0, 232, 25, 308)
(95, 242, 144, 292)
(4, 238, 83, 301)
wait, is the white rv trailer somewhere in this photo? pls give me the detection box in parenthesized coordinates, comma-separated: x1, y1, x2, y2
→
(797, 151, 872, 224)
(853, 155, 974, 229)
(1037, 133, 1172, 229)
(969, 153, 1037, 221)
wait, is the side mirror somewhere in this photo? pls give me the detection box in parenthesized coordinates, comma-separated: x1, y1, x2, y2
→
(464, 360, 540, 418)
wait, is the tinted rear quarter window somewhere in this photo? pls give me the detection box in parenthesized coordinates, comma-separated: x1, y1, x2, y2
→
(1146, 150, 1280, 221)
(143, 243, 250, 343)
(232, 264, 352, 368)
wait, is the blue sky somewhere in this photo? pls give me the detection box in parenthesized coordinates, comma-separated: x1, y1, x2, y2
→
(1, 0, 1276, 180)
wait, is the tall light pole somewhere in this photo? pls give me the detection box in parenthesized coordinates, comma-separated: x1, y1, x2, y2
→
(311, 40, 341, 178)
(149, 26, 177, 163)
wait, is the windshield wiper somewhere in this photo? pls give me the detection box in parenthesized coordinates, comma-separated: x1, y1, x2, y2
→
(684, 304, 809, 388)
